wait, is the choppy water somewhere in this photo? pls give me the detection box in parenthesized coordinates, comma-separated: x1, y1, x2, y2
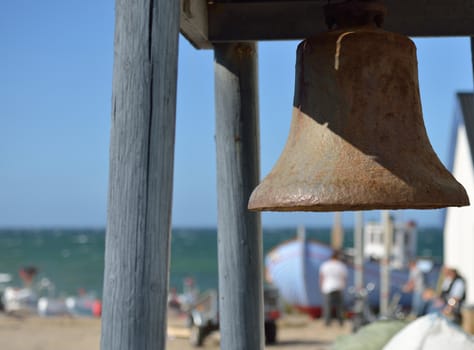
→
(0, 226, 443, 298)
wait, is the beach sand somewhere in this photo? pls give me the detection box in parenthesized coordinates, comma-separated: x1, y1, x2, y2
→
(0, 313, 351, 350)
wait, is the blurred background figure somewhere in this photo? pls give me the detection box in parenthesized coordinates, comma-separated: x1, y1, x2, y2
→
(424, 266, 466, 325)
(2, 266, 39, 314)
(319, 251, 348, 327)
(403, 259, 427, 317)
(19, 266, 38, 288)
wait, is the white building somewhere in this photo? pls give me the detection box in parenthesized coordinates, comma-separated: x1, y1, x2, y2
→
(364, 219, 417, 269)
(444, 92, 474, 305)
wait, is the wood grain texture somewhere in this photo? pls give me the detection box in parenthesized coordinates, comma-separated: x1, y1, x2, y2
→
(101, 1, 180, 349)
(214, 42, 264, 350)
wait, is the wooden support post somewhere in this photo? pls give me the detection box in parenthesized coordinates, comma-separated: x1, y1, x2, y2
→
(214, 42, 263, 350)
(101, 1, 180, 349)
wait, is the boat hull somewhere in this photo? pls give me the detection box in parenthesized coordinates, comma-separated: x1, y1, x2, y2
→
(265, 239, 439, 317)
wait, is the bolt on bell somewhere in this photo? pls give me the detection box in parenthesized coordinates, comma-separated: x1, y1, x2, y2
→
(248, 26, 469, 212)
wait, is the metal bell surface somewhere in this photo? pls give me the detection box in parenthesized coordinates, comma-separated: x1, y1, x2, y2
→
(248, 27, 469, 212)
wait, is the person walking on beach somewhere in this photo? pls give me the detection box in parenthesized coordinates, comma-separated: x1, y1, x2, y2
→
(403, 259, 427, 317)
(319, 251, 348, 326)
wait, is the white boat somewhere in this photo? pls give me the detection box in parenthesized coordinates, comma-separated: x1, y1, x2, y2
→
(0, 273, 12, 284)
(1, 276, 101, 317)
(265, 221, 440, 318)
(2, 286, 38, 314)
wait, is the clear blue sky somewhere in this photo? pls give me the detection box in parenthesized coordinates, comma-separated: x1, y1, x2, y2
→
(1, 1, 472, 229)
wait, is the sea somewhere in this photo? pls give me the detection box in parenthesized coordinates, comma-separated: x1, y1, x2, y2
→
(0, 226, 443, 299)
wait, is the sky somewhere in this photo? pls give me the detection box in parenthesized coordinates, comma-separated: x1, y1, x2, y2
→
(1, 1, 473, 229)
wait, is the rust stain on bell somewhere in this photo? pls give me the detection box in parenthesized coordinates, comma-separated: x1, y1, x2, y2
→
(248, 26, 469, 212)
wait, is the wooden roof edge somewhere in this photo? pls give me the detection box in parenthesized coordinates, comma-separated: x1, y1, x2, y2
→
(180, 0, 212, 49)
(180, 1, 474, 50)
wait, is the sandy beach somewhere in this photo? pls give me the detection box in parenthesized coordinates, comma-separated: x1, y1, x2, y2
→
(0, 313, 351, 350)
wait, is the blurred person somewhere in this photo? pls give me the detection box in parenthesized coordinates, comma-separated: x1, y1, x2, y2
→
(424, 266, 466, 324)
(319, 251, 348, 326)
(19, 266, 38, 287)
(402, 259, 427, 317)
(2, 266, 39, 313)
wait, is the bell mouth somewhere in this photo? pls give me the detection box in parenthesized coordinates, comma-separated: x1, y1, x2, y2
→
(248, 109, 469, 212)
(248, 28, 469, 212)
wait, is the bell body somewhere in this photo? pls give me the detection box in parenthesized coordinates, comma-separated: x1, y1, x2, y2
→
(249, 27, 469, 211)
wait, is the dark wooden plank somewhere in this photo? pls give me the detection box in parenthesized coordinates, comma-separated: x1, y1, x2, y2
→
(180, 0, 211, 49)
(180, 0, 474, 48)
(101, 0, 180, 349)
(211, 0, 327, 2)
(208, 1, 327, 42)
(209, 1, 474, 41)
(214, 42, 264, 350)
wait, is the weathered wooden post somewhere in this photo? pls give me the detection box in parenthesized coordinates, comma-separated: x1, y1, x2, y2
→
(214, 42, 264, 350)
(101, 1, 180, 349)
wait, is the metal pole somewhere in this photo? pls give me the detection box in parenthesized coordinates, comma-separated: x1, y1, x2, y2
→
(379, 210, 392, 317)
(214, 42, 263, 350)
(331, 212, 344, 250)
(101, 1, 180, 349)
(354, 211, 364, 291)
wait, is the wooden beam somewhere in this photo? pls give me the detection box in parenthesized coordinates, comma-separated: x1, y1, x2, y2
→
(209, 1, 474, 42)
(214, 42, 264, 350)
(180, 1, 474, 48)
(180, 0, 211, 49)
(208, 1, 327, 43)
(101, 0, 180, 349)
(384, 0, 474, 37)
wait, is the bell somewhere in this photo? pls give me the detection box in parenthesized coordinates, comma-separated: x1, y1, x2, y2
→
(248, 3, 469, 212)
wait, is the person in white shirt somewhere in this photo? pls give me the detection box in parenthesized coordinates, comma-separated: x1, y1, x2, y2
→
(319, 251, 348, 326)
